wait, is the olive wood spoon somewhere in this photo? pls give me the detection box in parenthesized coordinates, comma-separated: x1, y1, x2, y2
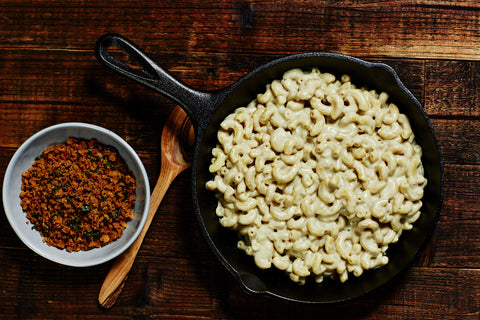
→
(98, 106, 194, 308)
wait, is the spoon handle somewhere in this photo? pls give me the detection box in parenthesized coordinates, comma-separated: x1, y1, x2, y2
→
(98, 164, 183, 308)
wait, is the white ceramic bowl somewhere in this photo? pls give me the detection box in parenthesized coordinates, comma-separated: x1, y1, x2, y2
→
(2, 122, 150, 267)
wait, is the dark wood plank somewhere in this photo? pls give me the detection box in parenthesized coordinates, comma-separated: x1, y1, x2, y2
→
(429, 164, 480, 268)
(0, 248, 214, 319)
(0, 246, 478, 320)
(2, 1, 480, 60)
(213, 267, 480, 320)
(432, 119, 480, 166)
(3, 49, 480, 125)
(426, 60, 480, 117)
(1, 50, 425, 105)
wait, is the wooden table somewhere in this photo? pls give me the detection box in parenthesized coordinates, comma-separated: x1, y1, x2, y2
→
(1, 1, 479, 319)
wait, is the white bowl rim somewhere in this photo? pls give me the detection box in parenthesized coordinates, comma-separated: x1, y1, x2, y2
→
(2, 122, 150, 267)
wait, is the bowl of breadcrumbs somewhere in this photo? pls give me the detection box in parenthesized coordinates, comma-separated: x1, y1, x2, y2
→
(3, 122, 150, 267)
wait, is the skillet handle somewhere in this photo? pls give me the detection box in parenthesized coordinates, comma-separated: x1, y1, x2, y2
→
(94, 33, 219, 129)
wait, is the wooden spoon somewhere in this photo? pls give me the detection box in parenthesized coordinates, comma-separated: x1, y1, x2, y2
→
(98, 106, 194, 308)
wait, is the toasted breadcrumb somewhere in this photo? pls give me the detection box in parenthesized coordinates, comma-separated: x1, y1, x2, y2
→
(20, 137, 136, 252)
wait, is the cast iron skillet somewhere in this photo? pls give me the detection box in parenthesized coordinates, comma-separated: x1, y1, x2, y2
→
(95, 33, 444, 304)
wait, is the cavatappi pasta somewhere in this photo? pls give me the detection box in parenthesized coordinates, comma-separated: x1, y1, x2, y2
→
(205, 68, 427, 284)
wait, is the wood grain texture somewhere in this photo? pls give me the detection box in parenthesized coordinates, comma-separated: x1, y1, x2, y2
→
(2, 1, 480, 60)
(0, 0, 479, 319)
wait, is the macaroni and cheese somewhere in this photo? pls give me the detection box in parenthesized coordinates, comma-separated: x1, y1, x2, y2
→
(206, 68, 427, 284)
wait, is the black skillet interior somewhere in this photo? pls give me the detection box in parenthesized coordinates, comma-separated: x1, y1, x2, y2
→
(94, 34, 443, 303)
(193, 53, 444, 303)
